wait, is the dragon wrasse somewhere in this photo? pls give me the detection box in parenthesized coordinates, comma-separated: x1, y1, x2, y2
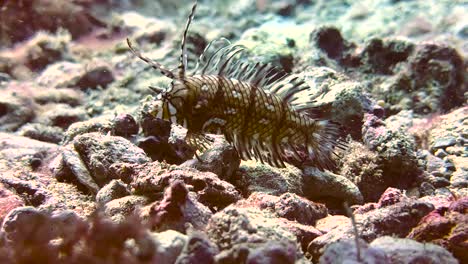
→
(127, 1, 343, 169)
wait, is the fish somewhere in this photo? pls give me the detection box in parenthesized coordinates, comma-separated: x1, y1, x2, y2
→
(127, 1, 343, 170)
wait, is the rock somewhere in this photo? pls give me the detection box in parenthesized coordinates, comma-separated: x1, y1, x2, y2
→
(451, 170, 468, 189)
(274, 192, 328, 225)
(372, 104, 385, 118)
(237, 19, 304, 71)
(232, 192, 324, 252)
(131, 164, 241, 210)
(0, 132, 57, 166)
(359, 38, 414, 75)
(433, 136, 457, 150)
(175, 232, 219, 264)
(36, 61, 81, 88)
(408, 43, 465, 112)
(142, 180, 213, 232)
(444, 160, 456, 172)
(1, 207, 86, 255)
(104, 195, 149, 223)
(167, 125, 197, 164)
(235, 191, 327, 225)
(17, 123, 64, 144)
(309, 76, 372, 138)
(308, 197, 434, 261)
(1, 207, 57, 245)
(75, 61, 115, 90)
(319, 239, 389, 264)
(137, 135, 171, 162)
(37, 60, 114, 90)
(0, 0, 103, 45)
(0, 174, 54, 208)
(376, 188, 404, 207)
(0, 183, 25, 223)
(138, 109, 195, 164)
(183, 135, 240, 181)
(137, 110, 172, 161)
(426, 107, 468, 195)
(24, 30, 70, 71)
(214, 244, 251, 264)
(338, 141, 385, 202)
(425, 153, 446, 173)
(353, 203, 378, 215)
(310, 26, 348, 61)
(0, 90, 36, 132)
(235, 160, 303, 197)
(362, 113, 419, 190)
(32, 88, 83, 107)
(419, 182, 436, 197)
(303, 167, 364, 205)
(73, 132, 150, 186)
(36, 103, 88, 129)
(398, 16, 433, 37)
(0, 72, 11, 83)
(353, 187, 405, 215)
(434, 149, 448, 158)
(62, 116, 114, 144)
(46, 210, 89, 258)
(0, 206, 168, 263)
(272, 1, 295, 17)
(0, 135, 95, 215)
(80, 212, 160, 262)
(54, 133, 150, 194)
(53, 144, 99, 194)
(370, 236, 458, 264)
(112, 113, 139, 137)
(207, 206, 299, 252)
(302, 67, 349, 90)
(246, 240, 298, 264)
(0, 57, 14, 78)
(315, 215, 351, 234)
(408, 197, 468, 263)
(151, 230, 188, 264)
(429, 176, 451, 188)
(118, 11, 175, 44)
(371, 42, 465, 115)
(96, 179, 130, 205)
(446, 146, 465, 156)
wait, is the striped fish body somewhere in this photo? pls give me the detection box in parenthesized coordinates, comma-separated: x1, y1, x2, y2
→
(127, 1, 342, 169)
(169, 75, 329, 168)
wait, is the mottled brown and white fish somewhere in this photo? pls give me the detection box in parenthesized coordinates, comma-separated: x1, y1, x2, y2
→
(127, 1, 343, 169)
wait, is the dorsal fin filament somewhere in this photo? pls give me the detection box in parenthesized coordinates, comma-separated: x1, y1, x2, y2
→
(178, 1, 198, 79)
(126, 38, 175, 79)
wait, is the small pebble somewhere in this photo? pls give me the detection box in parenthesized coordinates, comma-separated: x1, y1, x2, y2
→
(372, 104, 385, 118)
(419, 182, 435, 197)
(113, 114, 139, 137)
(376, 100, 385, 107)
(443, 161, 456, 172)
(431, 177, 451, 188)
(433, 136, 457, 150)
(446, 146, 464, 156)
(434, 149, 448, 158)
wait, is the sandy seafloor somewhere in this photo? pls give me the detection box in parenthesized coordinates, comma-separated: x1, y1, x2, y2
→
(0, 0, 466, 263)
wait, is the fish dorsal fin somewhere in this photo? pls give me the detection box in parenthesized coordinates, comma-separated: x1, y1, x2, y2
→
(192, 38, 244, 76)
(178, 1, 198, 79)
(193, 39, 286, 86)
(192, 39, 326, 109)
(127, 38, 176, 79)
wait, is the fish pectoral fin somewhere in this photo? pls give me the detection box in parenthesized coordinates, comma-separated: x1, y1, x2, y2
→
(186, 132, 213, 154)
